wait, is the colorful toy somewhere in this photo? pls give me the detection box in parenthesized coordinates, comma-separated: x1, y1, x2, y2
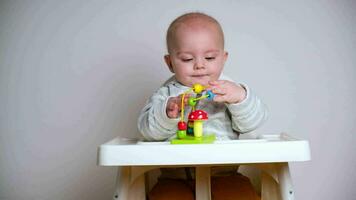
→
(170, 84, 216, 144)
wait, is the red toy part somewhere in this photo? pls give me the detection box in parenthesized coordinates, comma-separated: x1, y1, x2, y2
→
(188, 110, 208, 121)
(177, 121, 187, 130)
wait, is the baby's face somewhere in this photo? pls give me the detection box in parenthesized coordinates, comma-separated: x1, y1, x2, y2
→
(165, 25, 227, 87)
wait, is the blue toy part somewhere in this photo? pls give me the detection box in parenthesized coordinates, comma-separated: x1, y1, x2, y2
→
(206, 90, 215, 101)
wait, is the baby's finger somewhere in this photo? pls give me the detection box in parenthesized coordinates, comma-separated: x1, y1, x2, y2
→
(212, 94, 227, 103)
(167, 100, 176, 109)
(167, 110, 178, 118)
(174, 96, 182, 105)
(172, 104, 179, 117)
(205, 85, 212, 90)
(167, 103, 179, 118)
(167, 100, 179, 112)
(185, 94, 193, 104)
(173, 102, 179, 111)
(168, 97, 179, 106)
(211, 87, 227, 95)
(208, 80, 219, 86)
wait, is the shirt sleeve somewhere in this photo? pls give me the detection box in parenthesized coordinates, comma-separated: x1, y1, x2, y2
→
(226, 83, 268, 133)
(137, 86, 180, 141)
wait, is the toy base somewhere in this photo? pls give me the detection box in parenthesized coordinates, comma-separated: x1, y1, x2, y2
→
(170, 134, 216, 144)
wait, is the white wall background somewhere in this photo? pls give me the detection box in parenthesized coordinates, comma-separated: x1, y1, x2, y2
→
(1, 0, 355, 199)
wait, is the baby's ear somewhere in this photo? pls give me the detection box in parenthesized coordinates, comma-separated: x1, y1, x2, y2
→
(164, 55, 174, 73)
(223, 51, 229, 62)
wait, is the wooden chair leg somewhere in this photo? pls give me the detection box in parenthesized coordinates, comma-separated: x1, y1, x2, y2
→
(277, 163, 295, 200)
(195, 166, 211, 200)
(261, 171, 282, 200)
(128, 173, 146, 200)
(113, 166, 146, 200)
(113, 167, 130, 200)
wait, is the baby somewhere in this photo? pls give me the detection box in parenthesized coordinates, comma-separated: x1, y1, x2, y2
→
(138, 12, 267, 200)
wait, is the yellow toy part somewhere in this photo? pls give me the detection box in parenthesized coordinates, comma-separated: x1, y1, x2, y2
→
(192, 83, 205, 94)
(193, 121, 203, 137)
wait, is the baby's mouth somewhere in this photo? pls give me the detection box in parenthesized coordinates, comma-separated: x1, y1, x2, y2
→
(192, 74, 208, 78)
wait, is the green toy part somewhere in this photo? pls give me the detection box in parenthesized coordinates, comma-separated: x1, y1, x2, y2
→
(177, 130, 187, 138)
(188, 97, 197, 107)
(170, 134, 216, 144)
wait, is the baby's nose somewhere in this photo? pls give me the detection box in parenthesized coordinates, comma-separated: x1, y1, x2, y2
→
(194, 59, 205, 69)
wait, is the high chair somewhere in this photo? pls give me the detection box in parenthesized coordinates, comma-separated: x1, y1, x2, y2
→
(97, 133, 311, 200)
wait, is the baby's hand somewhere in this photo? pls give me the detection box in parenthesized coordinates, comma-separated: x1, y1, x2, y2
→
(166, 94, 191, 119)
(208, 80, 246, 104)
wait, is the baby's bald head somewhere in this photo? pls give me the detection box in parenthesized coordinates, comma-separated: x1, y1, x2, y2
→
(166, 12, 225, 54)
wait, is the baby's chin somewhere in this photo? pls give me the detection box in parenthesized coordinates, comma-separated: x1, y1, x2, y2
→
(177, 76, 215, 87)
(189, 77, 211, 87)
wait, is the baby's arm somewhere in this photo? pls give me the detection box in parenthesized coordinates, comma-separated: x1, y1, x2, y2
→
(137, 87, 180, 141)
(209, 80, 268, 133)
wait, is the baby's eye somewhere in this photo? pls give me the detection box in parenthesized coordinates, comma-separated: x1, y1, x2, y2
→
(182, 58, 193, 62)
(205, 57, 216, 61)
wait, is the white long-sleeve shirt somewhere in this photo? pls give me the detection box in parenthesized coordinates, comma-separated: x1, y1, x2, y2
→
(138, 75, 268, 141)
